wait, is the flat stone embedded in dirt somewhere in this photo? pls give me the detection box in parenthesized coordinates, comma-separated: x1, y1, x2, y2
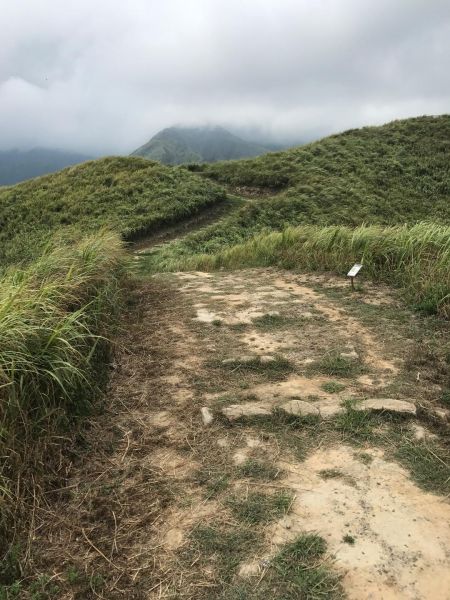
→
(222, 402, 272, 422)
(279, 399, 320, 417)
(358, 398, 416, 415)
(201, 406, 214, 426)
(164, 528, 184, 550)
(152, 411, 173, 428)
(316, 398, 347, 418)
(238, 562, 261, 578)
(340, 349, 359, 360)
(260, 355, 276, 364)
(410, 423, 437, 441)
(194, 308, 219, 322)
(432, 408, 449, 423)
(301, 358, 315, 365)
(216, 436, 230, 448)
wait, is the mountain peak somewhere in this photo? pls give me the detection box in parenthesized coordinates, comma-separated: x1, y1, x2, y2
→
(131, 125, 270, 165)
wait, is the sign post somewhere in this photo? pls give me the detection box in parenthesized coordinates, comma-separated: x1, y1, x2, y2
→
(347, 263, 363, 290)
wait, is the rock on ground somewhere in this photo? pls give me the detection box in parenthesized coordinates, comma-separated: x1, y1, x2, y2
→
(358, 398, 416, 416)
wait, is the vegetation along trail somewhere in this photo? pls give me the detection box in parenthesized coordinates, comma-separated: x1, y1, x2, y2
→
(30, 266, 450, 599)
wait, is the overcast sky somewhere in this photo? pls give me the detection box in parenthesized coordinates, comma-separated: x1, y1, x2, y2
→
(1, 0, 449, 155)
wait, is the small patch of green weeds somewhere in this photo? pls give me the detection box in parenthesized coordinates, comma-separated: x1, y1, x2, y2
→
(354, 452, 373, 465)
(342, 534, 356, 545)
(394, 437, 450, 495)
(228, 323, 248, 332)
(440, 389, 450, 407)
(66, 567, 80, 585)
(313, 352, 364, 378)
(252, 313, 306, 331)
(227, 490, 292, 524)
(189, 525, 260, 585)
(319, 468, 356, 487)
(195, 467, 230, 498)
(272, 408, 321, 429)
(222, 533, 343, 599)
(0, 545, 21, 587)
(319, 468, 343, 480)
(321, 381, 346, 394)
(261, 533, 343, 598)
(27, 575, 60, 600)
(253, 313, 286, 329)
(333, 400, 379, 442)
(214, 393, 244, 408)
(217, 355, 295, 380)
(90, 574, 105, 592)
(238, 459, 281, 480)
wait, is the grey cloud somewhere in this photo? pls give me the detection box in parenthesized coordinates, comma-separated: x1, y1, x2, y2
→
(0, 0, 449, 154)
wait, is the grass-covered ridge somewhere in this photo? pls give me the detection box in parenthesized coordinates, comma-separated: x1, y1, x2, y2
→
(0, 155, 226, 265)
(0, 232, 129, 579)
(201, 115, 450, 224)
(147, 115, 450, 262)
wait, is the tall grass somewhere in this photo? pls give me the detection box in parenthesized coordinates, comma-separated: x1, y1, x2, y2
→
(172, 222, 450, 317)
(0, 231, 129, 576)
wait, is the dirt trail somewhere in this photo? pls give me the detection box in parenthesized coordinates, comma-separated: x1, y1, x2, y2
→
(133, 197, 242, 254)
(32, 269, 450, 599)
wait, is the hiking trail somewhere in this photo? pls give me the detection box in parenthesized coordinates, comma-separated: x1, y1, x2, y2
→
(33, 268, 450, 599)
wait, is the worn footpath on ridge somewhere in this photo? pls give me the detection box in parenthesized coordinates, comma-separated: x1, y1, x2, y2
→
(33, 268, 450, 599)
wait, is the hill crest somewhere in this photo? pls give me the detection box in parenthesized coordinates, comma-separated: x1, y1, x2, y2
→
(131, 125, 271, 165)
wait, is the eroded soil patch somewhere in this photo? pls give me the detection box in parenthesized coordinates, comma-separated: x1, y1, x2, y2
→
(25, 269, 450, 600)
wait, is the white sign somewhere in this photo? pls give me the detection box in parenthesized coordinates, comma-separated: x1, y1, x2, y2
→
(347, 263, 363, 277)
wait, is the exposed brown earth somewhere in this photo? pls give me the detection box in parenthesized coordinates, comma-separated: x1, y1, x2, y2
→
(29, 269, 450, 599)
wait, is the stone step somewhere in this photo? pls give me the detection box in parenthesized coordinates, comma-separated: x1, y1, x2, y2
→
(220, 397, 417, 423)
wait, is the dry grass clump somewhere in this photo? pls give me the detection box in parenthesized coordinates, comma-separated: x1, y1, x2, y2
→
(0, 231, 129, 579)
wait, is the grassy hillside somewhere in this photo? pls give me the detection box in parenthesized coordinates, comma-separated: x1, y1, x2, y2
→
(201, 116, 450, 224)
(0, 156, 226, 265)
(143, 115, 450, 266)
(0, 233, 128, 577)
(131, 126, 269, 165)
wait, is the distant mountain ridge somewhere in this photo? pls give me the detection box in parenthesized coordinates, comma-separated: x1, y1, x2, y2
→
(0, 148, 91, 185)
(131, 126, 271, 165)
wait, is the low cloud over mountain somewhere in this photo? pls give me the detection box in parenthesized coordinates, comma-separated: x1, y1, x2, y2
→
(1, 0, 449, 154)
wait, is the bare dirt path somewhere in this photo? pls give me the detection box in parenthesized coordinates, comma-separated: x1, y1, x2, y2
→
(32, 269, 450, 599)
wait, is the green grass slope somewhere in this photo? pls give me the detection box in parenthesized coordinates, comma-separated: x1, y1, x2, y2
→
(201, 115, 450, 225)
(0, 156, 226, 265)
(144, 115, 449, 264)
